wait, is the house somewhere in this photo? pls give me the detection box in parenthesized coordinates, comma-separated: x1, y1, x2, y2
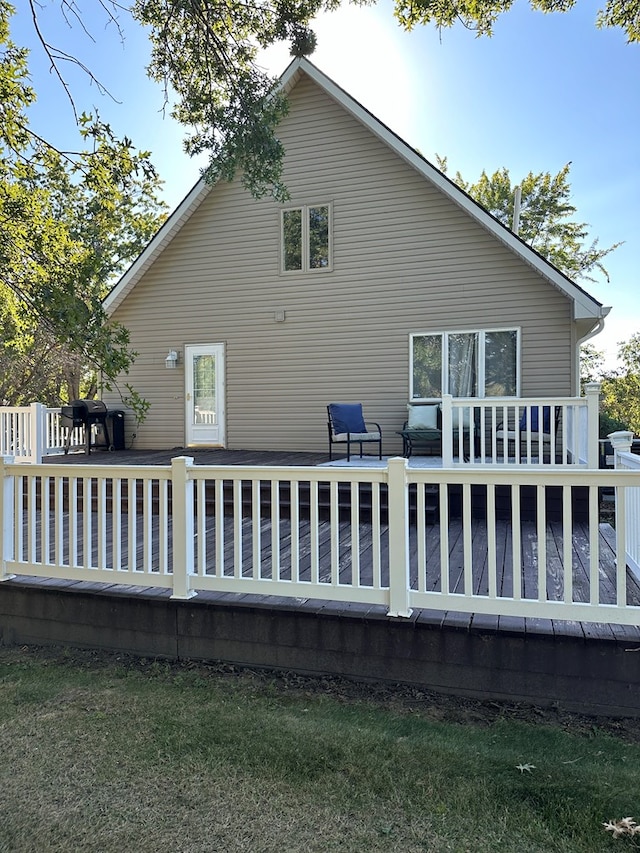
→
(103, 57, 609, 454)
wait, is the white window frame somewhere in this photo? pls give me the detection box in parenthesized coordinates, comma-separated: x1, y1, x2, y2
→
(280, 202, 333, 273)
(410, 328, 521, 400)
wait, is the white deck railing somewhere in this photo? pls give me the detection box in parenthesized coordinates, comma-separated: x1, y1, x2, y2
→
(0, 405, 84, 463)
(611, 432, 640, 577)
(3, 385, 601, 468)
(1, 455, 639, 626)
(442, 383, 600, 467)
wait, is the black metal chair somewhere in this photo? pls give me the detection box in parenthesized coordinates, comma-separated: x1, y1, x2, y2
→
(327, 403, 382, 461)
(397, 403, 441, 457)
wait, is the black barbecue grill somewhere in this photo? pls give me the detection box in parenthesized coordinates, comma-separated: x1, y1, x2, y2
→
(60, 399, 111, 454)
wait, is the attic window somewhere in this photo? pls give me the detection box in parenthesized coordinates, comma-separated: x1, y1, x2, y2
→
(281, 204, 332, 272)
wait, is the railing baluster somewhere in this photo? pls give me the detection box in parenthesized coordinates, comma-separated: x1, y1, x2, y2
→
(589, 485, 600, 605)
(42, 474, 51, 565)
(70, 477, 78, 567)
(290, 480, 300, 582)
(463, 483, 472, 596)
(55, 476, 64, 567)
(439, 483, 450, 595)
(372, 482, 381, 590)
(159, 479, 169, 575)
(536, 484, 546, 601)
(252, 480, 261, 579)
(487, 484, 497, 598)
(310, 480, 319, 584)
(143, 478, 153, 573)
(511, 483, 522, 600)
(616, 486, 627, 607)
(350, 482, 360, 587)
(196, 479, 206, 575)
(97, 476, 107, 570)
(416, 484, 426, 593)
(562, 486, 573, 604)
(233, 480, 242, 578)
(113, 478, 122, 572)
(271, 480, 280, 580)
(28, 474, 36, 564)
(330, 480, 339, 585)
(127, 478, 136, 572)
(215, 478, 225, 576)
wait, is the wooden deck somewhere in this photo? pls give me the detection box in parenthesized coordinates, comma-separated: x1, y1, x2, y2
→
(45, 447, 331, 467)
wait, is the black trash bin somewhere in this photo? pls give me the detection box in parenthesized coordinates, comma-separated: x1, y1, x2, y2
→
(106, 410, 126, 451)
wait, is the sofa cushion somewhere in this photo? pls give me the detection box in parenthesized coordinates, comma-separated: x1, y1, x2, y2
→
(407, 404, 439, 430)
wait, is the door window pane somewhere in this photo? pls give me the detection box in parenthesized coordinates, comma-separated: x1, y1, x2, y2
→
(485, 330, 517, 396)
(193, 355, 216, 425)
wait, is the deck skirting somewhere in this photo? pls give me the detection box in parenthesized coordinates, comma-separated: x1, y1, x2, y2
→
(1, 576, 639, 718)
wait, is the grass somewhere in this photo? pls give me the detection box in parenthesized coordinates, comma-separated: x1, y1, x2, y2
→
(0, 647, 639, 852)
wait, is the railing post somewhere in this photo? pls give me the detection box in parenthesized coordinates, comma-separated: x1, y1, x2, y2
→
(584, 382, 601, 469)
(386, 457, 412, 618)
(30, 402, 46, 464)
(441, 394, 453, 467)
(170, 456, 197, 600)
(0, 456, 16, 581)
(609, 430, 634, 467)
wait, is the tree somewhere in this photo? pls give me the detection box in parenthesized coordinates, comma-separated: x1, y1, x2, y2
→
(26, 0, 341, 203)
(599, 334, 640, 435)
(0, 2, 166, 409)
(437, 159, 620, 283)
(580, 340, 640, 436)
(394, 0, 640, 44)
(24, 0, 636, 209)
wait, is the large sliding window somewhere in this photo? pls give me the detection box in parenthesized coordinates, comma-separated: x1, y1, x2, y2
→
(411, 329, 519, 400)
(281, 204, 332, 272)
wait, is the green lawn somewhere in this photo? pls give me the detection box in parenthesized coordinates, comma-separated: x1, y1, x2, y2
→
(0, 647, 638, 852)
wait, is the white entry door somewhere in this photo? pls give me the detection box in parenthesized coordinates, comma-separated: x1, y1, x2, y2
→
(185, 344, 225, 446)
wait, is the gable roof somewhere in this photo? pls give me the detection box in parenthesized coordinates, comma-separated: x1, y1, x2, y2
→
(104, 57, 608, 323)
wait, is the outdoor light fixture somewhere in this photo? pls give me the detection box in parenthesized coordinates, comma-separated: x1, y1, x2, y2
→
(165, 350, 179, 369)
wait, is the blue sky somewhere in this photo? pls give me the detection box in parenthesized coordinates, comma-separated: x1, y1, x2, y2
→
(11, 0, 639, 367)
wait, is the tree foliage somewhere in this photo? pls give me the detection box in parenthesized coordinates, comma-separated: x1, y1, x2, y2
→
(437, 158, 620, 282)
(394, 0, 640, 44)
(1, 1, 166, 408)
(599, 334, 640, 435)
(133, 0, 345, 201)
(24, 0, 638, 208)
(580, 339, 640, 436)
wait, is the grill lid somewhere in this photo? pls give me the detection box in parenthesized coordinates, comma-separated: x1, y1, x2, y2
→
(69, 399, 108, 416)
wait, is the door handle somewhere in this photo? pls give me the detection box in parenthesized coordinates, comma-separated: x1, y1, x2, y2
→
(186, 393, 191, 401)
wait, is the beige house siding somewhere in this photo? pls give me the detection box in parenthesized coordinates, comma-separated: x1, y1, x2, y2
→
(106, 73, 574, 453)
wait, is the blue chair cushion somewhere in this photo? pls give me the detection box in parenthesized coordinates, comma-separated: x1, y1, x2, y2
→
(519, 406, 551, 433)
(329, 403, 367, 434)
